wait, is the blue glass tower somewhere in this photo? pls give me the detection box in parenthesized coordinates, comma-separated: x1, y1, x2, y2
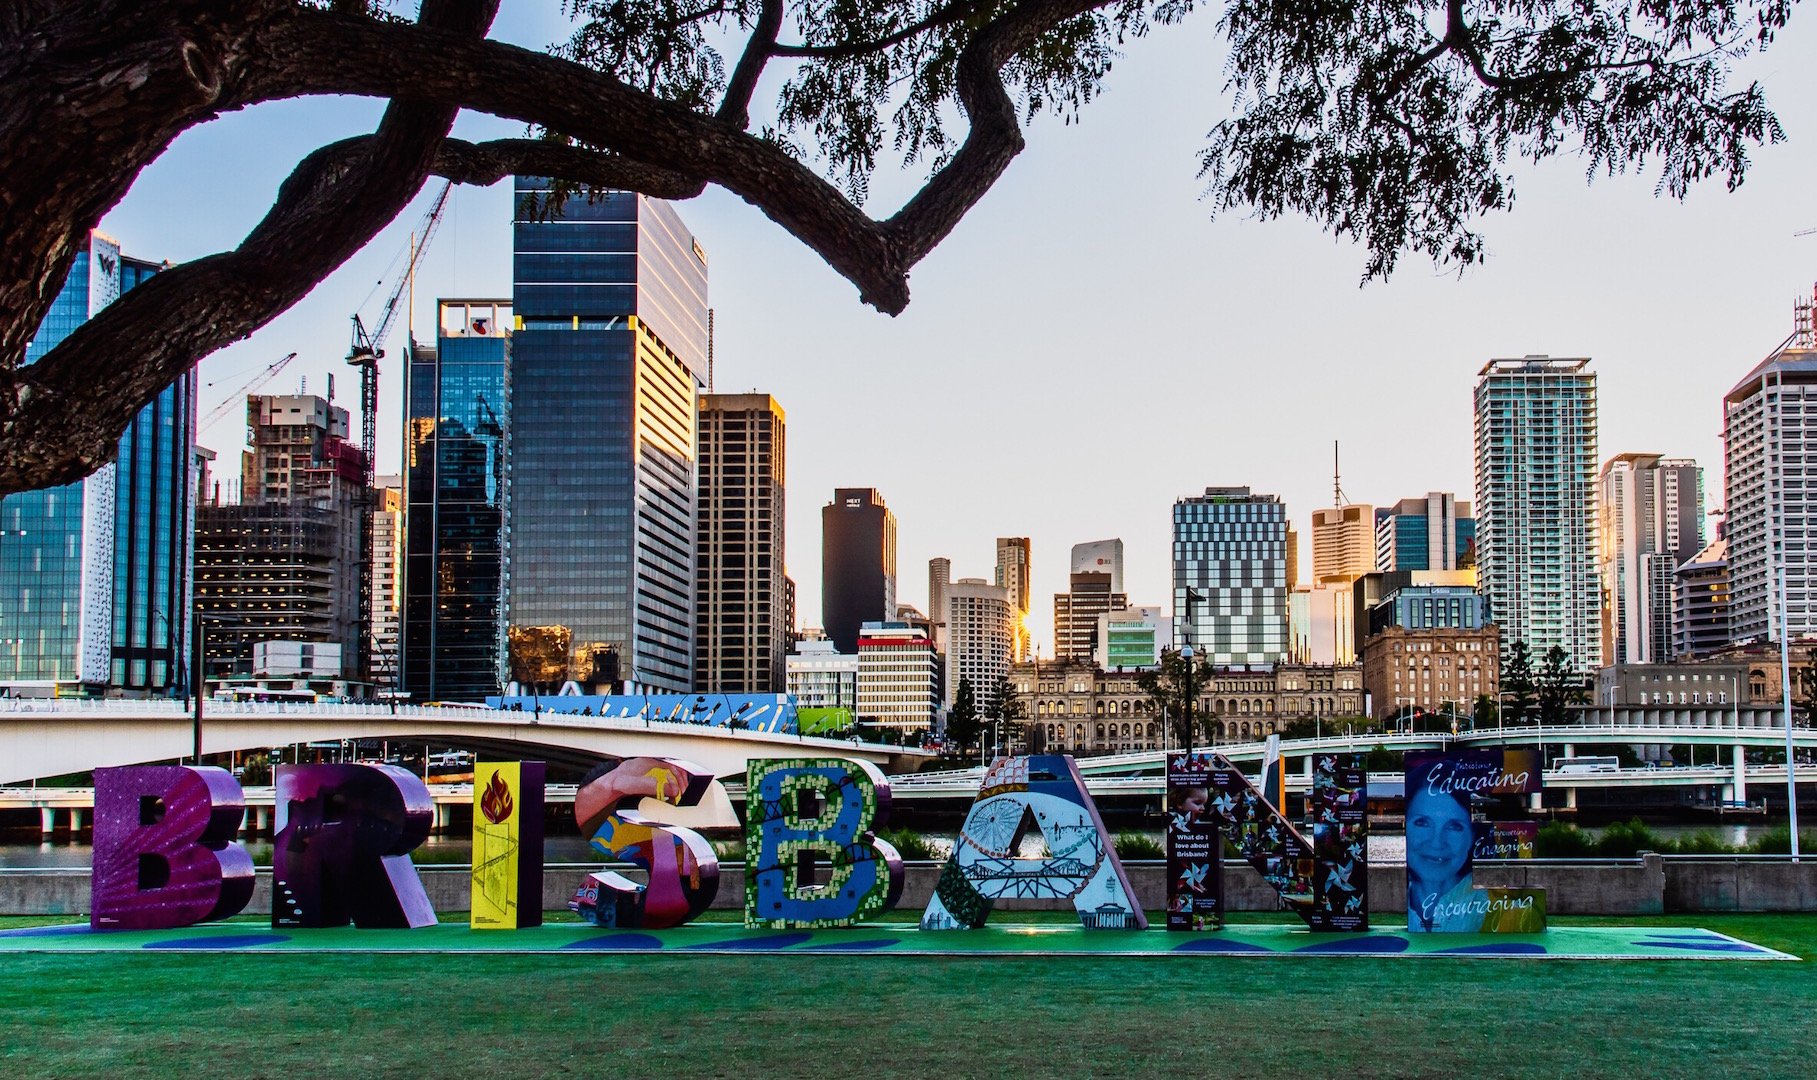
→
(402, 299, 511, 700)
(0, 232, 196, 692)
(509, 180, 708, 693)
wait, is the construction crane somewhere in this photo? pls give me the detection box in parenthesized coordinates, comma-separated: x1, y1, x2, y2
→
(346, 180, 452, 488)
(199, 352, 298, 433)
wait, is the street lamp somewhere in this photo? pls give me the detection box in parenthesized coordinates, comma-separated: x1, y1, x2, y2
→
(1181, 643, 1195, 754)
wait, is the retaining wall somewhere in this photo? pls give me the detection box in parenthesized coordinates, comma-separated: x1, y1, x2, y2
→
(8, 855, 1815, 917)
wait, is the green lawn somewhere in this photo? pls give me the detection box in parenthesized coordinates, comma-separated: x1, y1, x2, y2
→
(3, 913, 1814, 1078)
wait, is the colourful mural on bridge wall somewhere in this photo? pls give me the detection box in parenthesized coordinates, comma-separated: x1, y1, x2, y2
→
(921, 755, 1146, 931)
(272, 764, 437, 929)
(471, 761, 546, 930)
(90, 766, 254, 930)
(570, 757, 720, 929)
(745, 758, 904, 928)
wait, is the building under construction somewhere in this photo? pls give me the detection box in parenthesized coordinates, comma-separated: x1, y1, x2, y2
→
(194, 394, 370, 686)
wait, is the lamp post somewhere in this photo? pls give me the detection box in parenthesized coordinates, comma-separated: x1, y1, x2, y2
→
(1181, 643, 1195, 754)
(1776, 554, 1801, 861)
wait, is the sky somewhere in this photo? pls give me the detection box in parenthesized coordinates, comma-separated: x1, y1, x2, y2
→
(98, 6, 1817, 657)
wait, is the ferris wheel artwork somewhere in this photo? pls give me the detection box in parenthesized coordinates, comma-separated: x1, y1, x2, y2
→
(921, 754, 1145, 931)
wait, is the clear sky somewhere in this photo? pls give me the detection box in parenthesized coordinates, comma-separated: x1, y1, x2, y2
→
(99, 7, 1817, 657)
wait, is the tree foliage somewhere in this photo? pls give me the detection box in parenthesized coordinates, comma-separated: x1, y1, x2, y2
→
(947, 674, 981, 749)
(1536, 644, 1585, 724)
(1502, 639, 1537, 723)
(0, 0, 1800, 493)
(1137, 647, 1214, 747)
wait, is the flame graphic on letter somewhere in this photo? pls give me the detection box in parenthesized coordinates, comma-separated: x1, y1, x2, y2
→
(480, 770, 514, 824)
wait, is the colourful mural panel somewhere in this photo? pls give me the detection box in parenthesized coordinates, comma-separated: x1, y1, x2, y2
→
(570, 757, 719, 929)
(746, 758, 904, 928)
(921, 755, 1146, 931)
(1201, 753, 1368, 932)
(1404, 753, 1546, 933)
(1166, 752, 1223, 931)
(90, 766, 254, 930)
(471, 761, 546, 930)
(272, 764, 437, 929)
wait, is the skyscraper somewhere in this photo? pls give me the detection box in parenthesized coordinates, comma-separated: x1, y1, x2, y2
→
(1173, 487, 1290, 667)
(1054, 572, 1127, 662)
(1473, 357, 1600, 666)
(945, 578, 1014, 708)
(994, 537, 1032, 661)
(696, 392, 787, 692)
(927, 556, 951, 652)
(1375, 493, 1475, 573)
(1311, 505, 1378, 584)
(1598, 453, 1704, 665)
(1071, 539, 1124, 592)
(0, 231, 197, 694)
(821, 488, 896, 654)
(509, 180, 708, 693)
(370, 475, 403, 689)
(402, 299, 510, 700)
(1723, 302, 1817, 644)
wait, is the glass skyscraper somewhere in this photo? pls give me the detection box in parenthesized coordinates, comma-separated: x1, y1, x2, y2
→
(1173, 487, 1290, 667)
(0, 232, 196, 693)
(509, 180, 708, 693)
(402, 299, 511, 700)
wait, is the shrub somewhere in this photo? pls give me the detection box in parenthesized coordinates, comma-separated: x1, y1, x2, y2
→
(878, 829, 944, 861)
(1113, 833, 1165, 861)
(1593, 817, 1668, 857)
(1534, 821, 1594, 858)
(1747, 826, 1817, 855)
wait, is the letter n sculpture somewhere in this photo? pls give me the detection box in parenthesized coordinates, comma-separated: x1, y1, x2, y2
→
(91, 766, 254, 930)
(1201, 752, 1368, 931)
(471, 761, 546, 929)
(746, 758, 904, 928)
(922, 755, 1146, 930)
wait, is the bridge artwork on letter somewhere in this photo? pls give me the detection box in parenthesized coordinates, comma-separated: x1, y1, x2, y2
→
(90, 766, 255, 930)
(745, 758, 904, 928)
(570, 757, 720, 929)
(921, 755, 1146, 931)
(1198, 752, 1369, 932)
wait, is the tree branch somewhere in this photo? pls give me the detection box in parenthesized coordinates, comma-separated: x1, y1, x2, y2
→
(718, 0, 784, 128)
(434, 137, 704, 199)
(1, 0, 498, 492)
(770, 0, 985, 60)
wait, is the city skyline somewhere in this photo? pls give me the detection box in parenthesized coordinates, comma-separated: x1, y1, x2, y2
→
(85, 9, 1817, 661)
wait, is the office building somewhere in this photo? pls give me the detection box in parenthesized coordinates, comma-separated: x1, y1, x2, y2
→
(927, 556, 951, 653)
(1473, 357, 1601, 667)
(1072, 539, 1124, 593)
(786, 637, 860, 729)
(855, 621, 939, 734)
(402, 299, 511, 700)
(696, 392, 787, 692)
(1289, 585, 1356, 666)
(1674, 537, 1731, 656)
(370, 476, 403, 690)
(1173, 487, 1290, 666)
(1361, 626, 1500, 722)
(995, 536, 1033, 661)
(1349, 569, 1479, 660)
(1312, 504, 1377, 584)
(1055, 571, 1128, 662)
(0, 232, 197, 694)
(945, 578, 1015, 708)
(1375, 493, 1475, 572)
(1097, 605, 1166, 670)
(1723, 304, 1817, 644)
(509, 180, 708, 693)
(1598, 453, 1704, 665)
(821, 488, 896, 654)
(195, 393, 368, 682)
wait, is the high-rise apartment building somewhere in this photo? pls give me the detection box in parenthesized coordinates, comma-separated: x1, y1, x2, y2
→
(1375, 493, 1475, 573)
(1674, 537, 1731, 656)
(0, 232, 197, 694)
(945, 578, 1015, 708)
(196, 394, 368, 681)
(1473, 357, 1601, 666)
(402, 299, 510, 701)
(1723, 305, 1817, 645)
(856, 621, 939, 734)
(370, 476, 403, 690)
(1173, 487, 1290, 666)
(821, 488, 896, 654)
(696, 392, 787, 692)
(994, 537, 1032, 661)
(1598, 453, 1704, 665)
(509, 180, 708, 693)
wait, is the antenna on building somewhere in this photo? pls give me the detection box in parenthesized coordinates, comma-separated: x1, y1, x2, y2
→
(707, 307, 716, 392)
(1333, 441, 1348, 506)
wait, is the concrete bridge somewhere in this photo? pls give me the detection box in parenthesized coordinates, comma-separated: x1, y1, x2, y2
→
(0, 699, 929, 786)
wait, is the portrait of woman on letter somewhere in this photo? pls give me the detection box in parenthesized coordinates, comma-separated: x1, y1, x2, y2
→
(1404, 768, 1483, 933)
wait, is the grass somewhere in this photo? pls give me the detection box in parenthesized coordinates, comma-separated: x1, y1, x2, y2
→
(2, 912, 1815, 1077)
